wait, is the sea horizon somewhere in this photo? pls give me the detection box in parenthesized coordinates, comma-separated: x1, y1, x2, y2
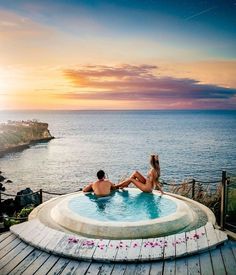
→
(0, 110, 235, 196)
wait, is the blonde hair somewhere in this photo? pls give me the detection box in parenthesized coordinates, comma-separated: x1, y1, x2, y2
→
(150, 154, 160, 177)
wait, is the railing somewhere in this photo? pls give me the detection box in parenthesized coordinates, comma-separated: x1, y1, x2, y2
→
(0, 171, 235, 232)
(221, 171, 236, 232)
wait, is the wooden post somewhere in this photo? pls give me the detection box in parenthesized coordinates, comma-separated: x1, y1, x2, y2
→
(39, 189, 43, 204)
(220, 171, 227, 229)
(192, 179, 195, 199)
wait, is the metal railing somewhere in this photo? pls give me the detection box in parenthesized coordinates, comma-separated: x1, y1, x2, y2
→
(0, 171, 235, 232)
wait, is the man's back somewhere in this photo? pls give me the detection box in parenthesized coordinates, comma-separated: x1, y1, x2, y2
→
(92, 180, 114, 196)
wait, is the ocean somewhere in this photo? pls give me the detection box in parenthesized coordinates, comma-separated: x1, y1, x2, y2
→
(0, 110, 235, 195)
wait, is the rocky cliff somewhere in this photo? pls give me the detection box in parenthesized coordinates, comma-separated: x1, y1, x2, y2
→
(0, 120, 54, 157)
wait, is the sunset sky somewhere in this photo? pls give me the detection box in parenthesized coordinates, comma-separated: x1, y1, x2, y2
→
(0, 0, 236, 110)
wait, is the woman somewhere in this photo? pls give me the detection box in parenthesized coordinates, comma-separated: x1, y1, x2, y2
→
(117, 154, 164, 194)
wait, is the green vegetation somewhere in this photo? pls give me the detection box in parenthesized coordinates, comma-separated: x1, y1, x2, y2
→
(3, 205, 35, 229)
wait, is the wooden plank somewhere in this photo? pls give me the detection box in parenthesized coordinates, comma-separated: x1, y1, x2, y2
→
(111, 263, 127, 275)
(205, 222, 218, 248)
(148, 237, 164, 260)
(79, 238, 100, 260)
(139, 238, 154, 261)
(163, 259, 175, 275)
(164, 234, 176, 259)
(74, 261, 91, 275)
(220, 242, 236, 275)
(149, 261, 163, 275)
(215, 229, 228, 244)
(92, 239, 111, 261)
(0, 237, 21, 259)
(21, 251, 50, 275)
(114, 240, 132, 262)
(133, 262, 151, 275)
(175, 257, 187, 275)
(0, 233, 17, 250)
(186, 230, 198, 255)
(13, 219, 40, 240)
(199, 251, 214, 275)
(195, 226, 208, 252)
(99, 263, 114, 275)
(60, 259, 81, 275)
(44, 230, 66, 253)
(23, 220, 45, 246)
(53, 234, 77, 256)
(210, 247, 226, 275)
(123, 263, 136, 275)
(187, 254, 200, 275)
(8, 249, 43, 275)
(0, 241, 27, 270)
(68, 237, 87, 258)
(126, 239, 143, 262)
(47, 257, 71, 275)
(0, 231, 12, 243)
(0, 245, 34, 274)
(33, 254, 59, 275)
(10, 221, 29, 236)
(103, 240, 123, 262)
(27, 224, 48, 245)
(34, 226, 58, 248)
(175, 232, 187, 257)
(229, 240, 236, 259)
(85, 262, 103, 275)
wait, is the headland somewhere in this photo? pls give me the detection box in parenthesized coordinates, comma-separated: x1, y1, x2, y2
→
(0, 120, 54, 157)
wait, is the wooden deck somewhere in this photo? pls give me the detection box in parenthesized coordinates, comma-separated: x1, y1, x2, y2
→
(10, 219, 228, 262)
(0, 232, 236, 275)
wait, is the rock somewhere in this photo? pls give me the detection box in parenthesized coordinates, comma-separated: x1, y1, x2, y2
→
(0, 183, 5, 191)
(15, 188, 40, 210)
(5, 180, 12, 183)
(0, 175, 6, 182)
(0, 199, 16, 216)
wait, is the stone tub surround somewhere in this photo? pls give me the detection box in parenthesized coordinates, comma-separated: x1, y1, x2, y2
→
(50, 191, 195, 239)
(10, 219, 228, 262)
(29, 190, 215, 237)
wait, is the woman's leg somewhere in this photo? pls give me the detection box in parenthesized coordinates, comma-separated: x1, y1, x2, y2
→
(130, 171, 146, 183)
(116, 178, 133, 189)
(155, 182, 164, 195)
(130, 179, 152, 193)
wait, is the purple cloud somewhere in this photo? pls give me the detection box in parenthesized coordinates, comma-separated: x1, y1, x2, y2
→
(63, 64, 236, 106)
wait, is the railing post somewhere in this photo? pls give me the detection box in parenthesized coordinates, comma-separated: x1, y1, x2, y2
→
(220, 171, 227, 229)
(39, 189, 43, 204)
(192, 179, 195, 199)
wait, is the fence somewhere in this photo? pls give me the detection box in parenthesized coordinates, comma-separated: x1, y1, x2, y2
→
(221, 171, 236, 232)
(0, 171, 235, 232)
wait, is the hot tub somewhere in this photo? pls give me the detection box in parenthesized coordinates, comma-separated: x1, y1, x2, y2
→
(50, 189, 195, 239)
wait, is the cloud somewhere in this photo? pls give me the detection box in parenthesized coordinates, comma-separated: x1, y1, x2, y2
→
(63, 64, 236, 104)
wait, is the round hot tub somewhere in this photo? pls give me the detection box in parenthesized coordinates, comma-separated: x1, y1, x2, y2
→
(50, 189, 195, 239)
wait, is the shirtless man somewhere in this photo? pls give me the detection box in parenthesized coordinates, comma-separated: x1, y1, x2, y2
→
(83, 170, 116, 197)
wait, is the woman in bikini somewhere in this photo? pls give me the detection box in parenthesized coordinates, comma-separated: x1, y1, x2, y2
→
(116, 154, 164, 194)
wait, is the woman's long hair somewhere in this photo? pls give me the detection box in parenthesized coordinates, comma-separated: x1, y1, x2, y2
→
(150, 154, 160, 178)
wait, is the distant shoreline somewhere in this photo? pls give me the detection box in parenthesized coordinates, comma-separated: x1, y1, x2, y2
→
(0, 121, 54, 158)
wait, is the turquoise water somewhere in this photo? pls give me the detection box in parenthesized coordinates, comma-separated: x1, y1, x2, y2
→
(0, 110, 235, 195)
(68, 189, 176, 222)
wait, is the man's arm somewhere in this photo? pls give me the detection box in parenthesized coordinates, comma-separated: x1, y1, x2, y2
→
(83, 183, 93, 192)
(110, 182, 117, 190)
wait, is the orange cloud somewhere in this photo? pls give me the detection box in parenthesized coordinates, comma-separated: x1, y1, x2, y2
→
(62, 64, 236, 109)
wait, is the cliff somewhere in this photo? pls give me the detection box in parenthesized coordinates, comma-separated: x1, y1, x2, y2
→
(0, 120, 54, 157)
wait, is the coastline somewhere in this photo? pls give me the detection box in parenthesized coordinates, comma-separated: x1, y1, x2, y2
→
(0, 121, 54, 158)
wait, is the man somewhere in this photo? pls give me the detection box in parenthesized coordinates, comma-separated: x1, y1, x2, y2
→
(83, 170, 116, 196)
